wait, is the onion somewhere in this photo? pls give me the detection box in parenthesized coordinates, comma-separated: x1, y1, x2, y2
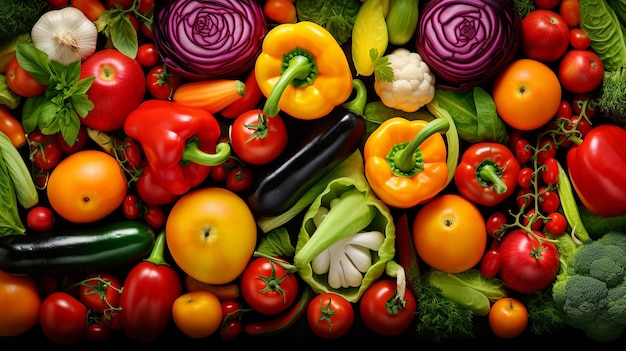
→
(415, 0, 522, 91)
(153, 0, 267, 81)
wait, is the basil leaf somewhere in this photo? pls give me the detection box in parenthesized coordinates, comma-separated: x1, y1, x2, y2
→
(473, 87, 508, 144)
(110, 13, 139, 59)
(15, 43, 53, 85)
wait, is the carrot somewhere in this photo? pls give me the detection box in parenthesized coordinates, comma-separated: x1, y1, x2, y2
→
(0, 105, 26, 148)
(220, 69, 264, 119)
(183, 275, 241, 301)
(172, 79, 246, 114)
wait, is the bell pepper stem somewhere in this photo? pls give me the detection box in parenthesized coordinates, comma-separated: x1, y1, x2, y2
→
(183, 140, 231, 166)
(477, 160, 508, 194)
(342, 79, 367, 115)
(394, 118, 449, 173)
(263, 48, 317, 117)
(146, 231, 169, 266)
(294, 188, 375, 268)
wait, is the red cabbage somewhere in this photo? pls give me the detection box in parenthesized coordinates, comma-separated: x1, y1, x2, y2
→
(415, 0, 522, 91)
(153, 0, 267, 81)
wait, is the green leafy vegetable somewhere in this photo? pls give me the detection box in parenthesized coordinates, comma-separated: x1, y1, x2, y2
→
(0, 74, 21, 110)
(16, 43, 95, 146)
(296, 0, 362, 45)
(363, 101, 434, 138)
(95, 4, 150, 59)
(0, 132, 28, 236)
(579, 205, 626, 240)
(522, 289, 567, 336)
(0, 0, 48, 43)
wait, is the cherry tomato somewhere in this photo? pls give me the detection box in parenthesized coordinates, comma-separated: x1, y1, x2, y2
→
(146, 64, 182, 100)
(536, 138, 556, 166)
(567, 114, 593, 140)
(57, 125, 89, 155)
(122, 194, 141, 220)
(480, 249, 502, 278)
(263, 0, 297, 24)
(486, 211, 508, 239)
(71, 0, 107, 22)
(498, 229, 560, 294)
(39, 291, 88, 345)
(143, 204, 166, 229)
(517, 167, 534, 188)
(106, 0, 133, 10)
(513, 137, 533, 165)
(26, 206, 56, 233)
(569, 28, 591, 49)
(78, 272, 122, 314)
(541, 157, 559, 185)
(545, 212, 567, 235)
(136, 43, 159, 67)
(138, 0, 154, 14)
(28, 130, 63, 170)
(210, 158, 236, 183)
(516, 187, 534, 210)
(559, 0, 580, 28)
(219, 319, 243, 341)
(48, 0, 70, 8)
(489, 297, 528, 339)
(538, 187, 561, 214)
(124, 14, 140, 33)
(85, 322, 112, 342)
(307, 292, 354, 339)
(522, 208, 544, 231)
(359, 279, 416, 336)
(533, 0, 560, 8)
(221, 300, 244, 322)
(6, 57, 47, 97)
(229, 109, 288, 165)
(225, 166, 253, 193)
(240, 257, 299, 315)
(572, 93, 598, 119)
(556, 100, 573, 119)
(116, 136, 143, 172)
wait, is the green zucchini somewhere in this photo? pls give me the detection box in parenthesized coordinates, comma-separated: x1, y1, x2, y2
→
(0, 221, 155, 275)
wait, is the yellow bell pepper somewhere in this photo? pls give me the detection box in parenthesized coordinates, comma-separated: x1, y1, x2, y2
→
(364, 117, 449, 209)
(255, 21, 353, 120)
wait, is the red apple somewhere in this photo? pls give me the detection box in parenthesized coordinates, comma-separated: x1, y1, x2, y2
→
(558, 49, 604, 94)
(521, 9, 570, 62)
(79, 49, 146, 132)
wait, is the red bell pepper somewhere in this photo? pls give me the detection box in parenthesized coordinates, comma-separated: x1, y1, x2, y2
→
(566, 124, 626, 217)
(124, 100, 231, 195)
(454, 142, 521, 207)
(118, 231, 182, 343)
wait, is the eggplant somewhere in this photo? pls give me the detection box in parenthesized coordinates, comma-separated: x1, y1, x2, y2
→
(247, 107, 366, 217)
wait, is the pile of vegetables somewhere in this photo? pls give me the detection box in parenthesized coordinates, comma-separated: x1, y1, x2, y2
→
(2, 0, 626, 347)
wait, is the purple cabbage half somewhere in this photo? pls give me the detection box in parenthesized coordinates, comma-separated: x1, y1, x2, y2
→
(415, 0, 522, 91)
(153, 0, 267, 81)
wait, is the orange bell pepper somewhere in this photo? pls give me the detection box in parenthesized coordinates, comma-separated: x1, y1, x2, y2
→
(364, 117, 449, 209)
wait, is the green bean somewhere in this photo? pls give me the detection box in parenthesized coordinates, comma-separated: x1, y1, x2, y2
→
(556, 161, 591, 243)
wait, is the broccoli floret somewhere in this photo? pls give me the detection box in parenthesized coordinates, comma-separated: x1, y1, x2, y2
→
(552, 231, 626, 342)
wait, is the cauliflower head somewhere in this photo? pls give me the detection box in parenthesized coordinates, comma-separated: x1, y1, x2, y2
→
(374, 48, 435, 113)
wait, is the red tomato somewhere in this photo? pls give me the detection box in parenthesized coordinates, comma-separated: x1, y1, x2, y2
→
(229, 109, 288, 165)
(567, 114, 593, 140)
(480, 249, 502, 278)
(78, 272, 122, 314)
(136, 43, 159, 67)
(71, 0, 106, 21)
(106, 0, 133, 9)
(6, 57, 47, 97)
(28, 130, 63, 170)
(513, 137, 533, 166)
(569, 28, 591, 49)
(486, 211, 507, 239)
(57, 125, 89, 155)
(219, 319, 243, 341)
(26, 206, 56, 233)
(79, 49, 146, 132)
(240, 257, 299, 315)
(221, 300, 244, 321)
(210, 158, 236, 183)
(122, 194, 141, 220)
(538, 187, 561, 213)
(146, 64, 182, 100)
(138, 0, 154, 14)
(39, 291, 88, 345)
(517, 167, 534, 188)
(572, 93, 598, 119)
(136, 165, 179, 205)
(556, 100, 573, 119)
(536, 138, 557, 166)
(143, 204, 166, 229)
(359, 279, 416, 336)
(116, 137, 143, 172)
(498, 229, 560, 294)
(307, 292, 354, 339)
(545, 212, 567, 235)
(541, 157, 559, 185)
(522, 209, 544, 231)
(225, 166, 254, 193)
(85, 322, 112, 342)
(516, 187, 534, 209)
(48, 0, 70, 8)
(559, 0, 580, 27)
(558, 49, 604, 94)
(521, 9, 570, 62)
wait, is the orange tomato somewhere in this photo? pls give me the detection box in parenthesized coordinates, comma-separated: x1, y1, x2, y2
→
(71, 0, 107, 21)
(47, 150, 127, 223)
(488, 297, 529, 339)
(165, 187, 257, 285)
(492, 58, 562, 131)
(0, 269, 42, 337)
(412, 194, 487, 273)
(172, 291, 223, 339)
(264, 0, 297, 24)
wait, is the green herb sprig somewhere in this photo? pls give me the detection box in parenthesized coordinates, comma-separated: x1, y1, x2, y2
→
(17, 42, 95, 146)
(95, 0, 154, 59)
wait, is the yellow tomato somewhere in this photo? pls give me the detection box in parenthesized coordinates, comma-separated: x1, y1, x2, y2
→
(412, 194, 487, 273)
(488, 297, 529, 339)
(492, 58, 562, 131)
(172, 291, 222, 339)
(0, 269, 41, 337)
(165, 187, 257, 285)
(47, 150, 127, 223)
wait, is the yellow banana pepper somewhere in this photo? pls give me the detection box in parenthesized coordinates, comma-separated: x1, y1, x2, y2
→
(255, 21, 353, 120)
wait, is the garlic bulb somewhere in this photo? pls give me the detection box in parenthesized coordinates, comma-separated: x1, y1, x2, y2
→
(31, 7, 98, 66)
